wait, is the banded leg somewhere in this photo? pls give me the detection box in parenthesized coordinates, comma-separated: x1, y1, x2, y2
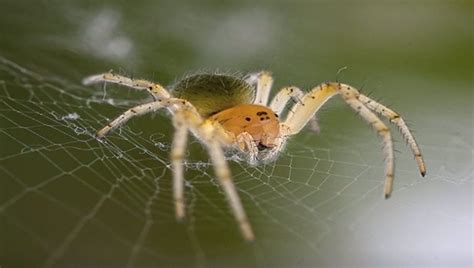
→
(171, 111, 189, 220)
(246, 71, 274, 106)
(357, 95, 426, 176)
(96, 98, 194, 138)
(281, 83, 411, 198)
(83, 72, 171, 99)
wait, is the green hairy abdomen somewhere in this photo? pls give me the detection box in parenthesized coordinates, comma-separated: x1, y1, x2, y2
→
(170, 73, 255, 117)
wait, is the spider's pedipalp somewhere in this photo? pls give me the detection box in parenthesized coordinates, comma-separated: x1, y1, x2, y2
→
(357, 95, 426, 176)
(236, 132, 259, 165)
(83, 72, 171, 99)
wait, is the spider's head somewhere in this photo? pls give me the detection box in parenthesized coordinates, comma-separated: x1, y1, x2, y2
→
(209, 104, 283, 163)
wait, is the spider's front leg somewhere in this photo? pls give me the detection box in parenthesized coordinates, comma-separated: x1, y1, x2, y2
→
(280, 83, 426, 198)
(83, 72, 171, 100)
(269, 86, 321, 133)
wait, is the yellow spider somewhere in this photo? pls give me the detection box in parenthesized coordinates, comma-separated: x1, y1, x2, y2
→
(83, 71, 426, 241)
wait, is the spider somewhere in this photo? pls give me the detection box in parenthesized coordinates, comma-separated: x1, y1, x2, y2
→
(83, 71, 426, 241)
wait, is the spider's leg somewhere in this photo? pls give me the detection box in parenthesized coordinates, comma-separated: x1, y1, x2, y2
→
(269, 86, 304, 115)
(357, 95, 426, 176)
(207, 139, 255, 241)
(83, 72, 171, 99)
(344, 97, 394, 198)
(171, 111, 189, 220)
(281, 83, 401, 198)
(269, 86, 320, 133)
(246, 71, 274, 106)
(281, 83, 337, 134)
(96, 98, 193, 138)
(196, 121, 254, 241)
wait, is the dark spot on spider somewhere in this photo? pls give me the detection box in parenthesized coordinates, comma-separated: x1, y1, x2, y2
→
(265, 116, 270, 120)
(357, 106, 362, 110)
(257, 143, 270, 151)
(274, 113, 279, 118)
(148, 86, 153, 90)
(245, 117, 251, 121)
(256, 111, 268, 116)
(311, 96, 315, 99)
(260, 117, 265, 121)
(182, 101, 186, 105)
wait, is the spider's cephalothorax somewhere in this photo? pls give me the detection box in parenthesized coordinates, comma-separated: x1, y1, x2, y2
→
(209, 103, 281, 163)
(83, 70, 426, 242)
(171, 73, 281, 163)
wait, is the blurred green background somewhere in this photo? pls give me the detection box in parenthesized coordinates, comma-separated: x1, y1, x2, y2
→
(0, 0, 472, 267)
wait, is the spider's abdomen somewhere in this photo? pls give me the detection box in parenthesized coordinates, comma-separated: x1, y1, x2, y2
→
(170, 73, 255, 117)
(209, 104, 280, 149)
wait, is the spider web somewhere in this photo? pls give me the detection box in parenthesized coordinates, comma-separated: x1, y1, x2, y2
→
(0, 57, 472, 268)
